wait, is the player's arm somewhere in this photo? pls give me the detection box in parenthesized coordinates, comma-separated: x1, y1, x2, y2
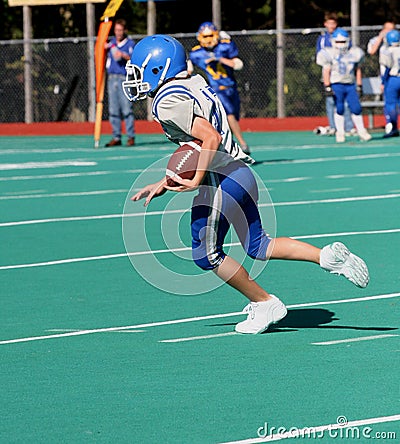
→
(355, 66, 362, 89)
(322, 65, 332, 87)
(368, 33, 385, 56)
(167, 116, 221, 192)
(218, 56, 244, 70)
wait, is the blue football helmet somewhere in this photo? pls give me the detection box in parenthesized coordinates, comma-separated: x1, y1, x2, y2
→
(196, 22, 219, 49)
(332, 28, 350, 52)
(122, 34, 187, 101)
(386, 30, 400, 46)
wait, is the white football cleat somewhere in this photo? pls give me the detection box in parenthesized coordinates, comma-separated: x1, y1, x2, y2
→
(359, 129, 372, 141)
(320, 242, 369, 288)
(235, 295, 287, 334)
(336, 132, 345, 143)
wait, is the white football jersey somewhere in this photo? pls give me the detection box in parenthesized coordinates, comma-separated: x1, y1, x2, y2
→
(316, 46, 365, 84)
(379, 46, 400, 76)
(151, 74, 253, 168)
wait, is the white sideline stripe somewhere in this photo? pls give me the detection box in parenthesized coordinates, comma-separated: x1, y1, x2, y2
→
(259, 152, 400, 165)
(159, 332, 237, 343)
(266, 193, 400, 207)
(46, 328, 145, 333)
(0, 228, 398, 270)
(0, 168, 165, 182)
(312, 334, 399, 346)
(12, 190, 399, 203)
(0, 189, 128, 200)
(1, 170, 398, 184)
(327, 171, 400, 179)
(1, 292, 399, 345)
(0, 161, 97, 170)
(219, 414, 400, 443)
(1, 193, 400, 227)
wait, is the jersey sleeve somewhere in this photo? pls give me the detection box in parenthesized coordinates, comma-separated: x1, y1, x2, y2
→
(353, 47, 365, 64)
(226, 40, 239, 58)
(316, 49, 332, 67)
(379, 46, 392, 68)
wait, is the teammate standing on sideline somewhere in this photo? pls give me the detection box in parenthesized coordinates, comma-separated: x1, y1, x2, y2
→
(317, 28, 371, 143)
(379, 30, 400, 138)
(188, 22, 250, 155)
(105, 19, 136, 147)
(315, 13, 354, 136)
(367, 20, 398, 137)
(123, 34, 369, 334)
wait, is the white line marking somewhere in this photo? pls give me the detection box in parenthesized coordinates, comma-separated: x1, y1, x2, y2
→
(0, 189, 128, 200)
(1, 292, 399, 345)
(309, 188, 352, 193)
(219, 414, 400, 443)
(327, 171, 400, 179)
(312, 334, 399, 346)
(0, 161, 97, 170)
(259, 152, 400, 165)
(1, 192, 399, 226)
(159, 332, 237, 343)
(0, 228, 398, 270)
(267, 193, 400, 207)
(46, 328, 145, 333)
(0, 169, 398, 184)
(0, 168, 164, 182)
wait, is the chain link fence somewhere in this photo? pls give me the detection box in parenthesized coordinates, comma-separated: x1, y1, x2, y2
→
(0, 27, 385, 123)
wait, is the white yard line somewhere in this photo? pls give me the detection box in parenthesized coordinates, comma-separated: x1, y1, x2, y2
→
(1, 292, 399, 346)
(0, 228, 398, 271)
(159, 332, 238, 343)
(312, 334, 399, 346)
(1, 193, 400, 226)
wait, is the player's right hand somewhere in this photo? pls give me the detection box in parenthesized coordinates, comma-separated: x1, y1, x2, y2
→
(324, 85, 334, 96)
(131, 180, 167, 206)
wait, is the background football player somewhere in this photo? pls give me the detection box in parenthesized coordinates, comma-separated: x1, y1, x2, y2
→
(317, 28, 371, 143)
(188, 22, 250, 155)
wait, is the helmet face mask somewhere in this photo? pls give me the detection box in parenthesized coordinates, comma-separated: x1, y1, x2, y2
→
(332, 28, 350, 53)
(122, 35, 187, 102)
(197, 22, 219, 49)
(123, 62, 151, 101)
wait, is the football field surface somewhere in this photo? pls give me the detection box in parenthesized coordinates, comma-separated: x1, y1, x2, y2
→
(0, 132, 399, 443)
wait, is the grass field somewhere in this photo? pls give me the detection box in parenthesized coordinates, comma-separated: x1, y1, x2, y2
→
(0, 131, 399, 443)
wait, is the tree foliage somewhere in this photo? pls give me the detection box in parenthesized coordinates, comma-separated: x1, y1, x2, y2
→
(1, 0, 400, 40)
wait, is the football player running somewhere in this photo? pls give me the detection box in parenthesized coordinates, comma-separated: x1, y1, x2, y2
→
(188, 22, 250, 155)
(317, 28, 372, 143)
(124, 35, 369, 334)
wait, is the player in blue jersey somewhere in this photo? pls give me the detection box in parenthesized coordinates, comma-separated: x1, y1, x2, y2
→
(123, 35, 369, 334)
(379, 29, 400, 138)
(367, 20, 396, 136)
(105, 19, 136, 147)
(315, 13, 354, 136)
(188, 22, 250, 155)
(317, 28, 371, 143)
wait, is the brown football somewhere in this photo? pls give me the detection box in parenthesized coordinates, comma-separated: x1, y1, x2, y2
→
(165, 140, 202, 187)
